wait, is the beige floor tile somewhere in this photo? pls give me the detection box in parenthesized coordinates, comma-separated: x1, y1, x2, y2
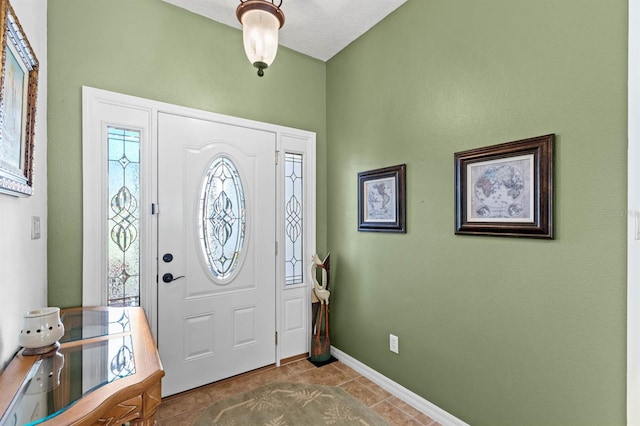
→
(205, 379, 252, 402)
(387, 395, 422, 417)
(339, 378, 390, 407)
(371, 400, 417, 425)
(331, 361, 362, 379)
(157, 360, 439, 426)
(396, 418, 428, 426)
(297, 363, 354, 386)
(157, 387, 212, 420)
(255, 363, 300, 382)
(355, 376, 393, 400)
(157, 407, 206, 425)
(286, 358, 317, 373)
(414, 412, 438, 425)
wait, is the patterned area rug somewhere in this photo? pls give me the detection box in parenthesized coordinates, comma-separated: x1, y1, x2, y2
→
(195, 381, 389, 425)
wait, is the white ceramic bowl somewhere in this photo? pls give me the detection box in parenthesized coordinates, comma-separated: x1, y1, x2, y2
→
(18, 307, 65, 349)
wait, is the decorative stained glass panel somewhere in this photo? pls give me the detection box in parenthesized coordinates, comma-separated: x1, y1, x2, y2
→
(285, 153, 303, 285)
(107, 127, 140, 306)
(199, 156, 246, 280)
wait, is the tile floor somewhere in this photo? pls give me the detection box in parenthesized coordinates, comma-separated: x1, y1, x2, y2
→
(157, 357, 442, 425)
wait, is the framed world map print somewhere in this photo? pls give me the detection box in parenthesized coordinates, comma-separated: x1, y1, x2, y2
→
(358, 164, 406, 233)
(455, 134, 554, 238)
(0, 0, 39, 196)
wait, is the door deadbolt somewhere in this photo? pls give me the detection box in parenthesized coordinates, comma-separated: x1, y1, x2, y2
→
(162, 253, 173, 263)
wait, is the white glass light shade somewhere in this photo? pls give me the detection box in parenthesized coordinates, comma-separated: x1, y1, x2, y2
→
(241, 9, 280, 69)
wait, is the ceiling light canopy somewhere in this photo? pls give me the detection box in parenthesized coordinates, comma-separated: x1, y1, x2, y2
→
(236, 0, 285, 77)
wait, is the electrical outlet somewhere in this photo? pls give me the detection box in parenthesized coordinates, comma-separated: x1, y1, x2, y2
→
(389, 334, 399, 354)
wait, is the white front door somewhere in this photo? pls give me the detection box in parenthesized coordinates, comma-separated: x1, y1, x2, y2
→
(157, 112, 276, 397)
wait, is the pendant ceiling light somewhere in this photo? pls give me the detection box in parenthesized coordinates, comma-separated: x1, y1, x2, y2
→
(236, 0, 285, 77)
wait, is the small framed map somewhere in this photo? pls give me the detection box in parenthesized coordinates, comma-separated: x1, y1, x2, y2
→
(358, 164, 406, 233)
(0, 0, 39, 196)
(454, 134, 554, 238)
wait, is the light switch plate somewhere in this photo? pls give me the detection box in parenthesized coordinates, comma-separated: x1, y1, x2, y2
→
(31, 216, 41, 239)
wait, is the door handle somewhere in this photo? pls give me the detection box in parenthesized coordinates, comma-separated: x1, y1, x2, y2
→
(162, 273, 185, 283)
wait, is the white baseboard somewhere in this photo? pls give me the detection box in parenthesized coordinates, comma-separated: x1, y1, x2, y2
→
(331, 346, 470, 426)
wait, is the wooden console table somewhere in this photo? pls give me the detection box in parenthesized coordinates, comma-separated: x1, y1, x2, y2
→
(0, 307, 164, 426)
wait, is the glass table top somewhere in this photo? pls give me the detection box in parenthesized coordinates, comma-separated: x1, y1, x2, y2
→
(0, 335, 136, 426)
(59, 308, 131, 343)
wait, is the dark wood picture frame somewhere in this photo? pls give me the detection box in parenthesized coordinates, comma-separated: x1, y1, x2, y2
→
(358, 164, 406, 233)
(454, 134, 554, 238)
(0, 0, 39, 197)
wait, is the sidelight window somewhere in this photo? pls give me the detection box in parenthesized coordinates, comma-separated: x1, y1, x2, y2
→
(284, 153, 303, 285)
(107, 127, 141, 306)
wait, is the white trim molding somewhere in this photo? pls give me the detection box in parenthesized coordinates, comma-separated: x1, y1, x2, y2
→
(82, 88, 155, 314)
(628, 0, 640, 424)
(82, 86, 316, 364)
(331, 346, 470, 426)
(277, 134, 317, 362)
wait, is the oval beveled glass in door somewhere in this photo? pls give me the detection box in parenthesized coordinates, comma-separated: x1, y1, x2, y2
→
(199, 156, 246, 281)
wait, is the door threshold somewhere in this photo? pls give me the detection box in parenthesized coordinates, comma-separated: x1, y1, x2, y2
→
(161, 353, 309, 402)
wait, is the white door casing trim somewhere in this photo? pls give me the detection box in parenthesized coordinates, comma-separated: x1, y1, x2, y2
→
(628, 0, 639, 424)
(81, 90, 156, 317)
(277, 134, 318, 360)
(82, 87, 316, 364)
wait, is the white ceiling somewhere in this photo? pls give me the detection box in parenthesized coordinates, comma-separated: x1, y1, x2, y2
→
(163, 0, 407, 62)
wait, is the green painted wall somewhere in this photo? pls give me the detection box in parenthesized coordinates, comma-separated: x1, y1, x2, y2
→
(47, 0, 326, 307)
(326, 0, 627, 425)
(48, 0, 628, 423)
